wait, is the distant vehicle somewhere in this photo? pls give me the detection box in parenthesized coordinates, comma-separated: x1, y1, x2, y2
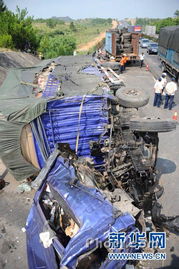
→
(127, 25, 142, 33)
(158, 26, 179, 81)
(147, 43, 158, 54)
(140, 39, 150, 48)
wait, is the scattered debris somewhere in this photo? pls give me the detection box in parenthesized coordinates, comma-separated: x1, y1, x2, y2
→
(16, 182, 32, 193)
(21, 228, 26, 233)
(39, 231, 55, 248)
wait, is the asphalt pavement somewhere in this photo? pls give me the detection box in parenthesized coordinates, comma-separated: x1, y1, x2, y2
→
(142, 47, 179, 104)
(121, 53, 179, 268)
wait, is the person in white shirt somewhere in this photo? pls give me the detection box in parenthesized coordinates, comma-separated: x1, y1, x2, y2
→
(139, 53, 145, 68)
(153, 77, 163, 107)
(164, 77, 177, 110)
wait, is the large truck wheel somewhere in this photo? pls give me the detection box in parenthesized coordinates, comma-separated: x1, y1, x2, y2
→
(129, 118, 176, 132)
(101, 62, 119, 70)
(122, 33, 131, 38)
(116, 87, 149, 108)
(123, 44, 132, 49)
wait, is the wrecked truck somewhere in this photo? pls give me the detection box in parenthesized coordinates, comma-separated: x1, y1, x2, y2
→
(27, 148, 137, 269)
(105, 28, 139, 61)
(0, 55, 177, 268)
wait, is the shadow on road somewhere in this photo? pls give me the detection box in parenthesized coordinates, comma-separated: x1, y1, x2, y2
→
(156, 158, 176, 174)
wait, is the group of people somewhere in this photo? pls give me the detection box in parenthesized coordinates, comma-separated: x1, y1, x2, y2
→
(153, 73, 177, 110)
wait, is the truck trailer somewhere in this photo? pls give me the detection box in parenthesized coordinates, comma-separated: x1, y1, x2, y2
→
(158, 26, 179, 81)
(105, 28, 139, 61)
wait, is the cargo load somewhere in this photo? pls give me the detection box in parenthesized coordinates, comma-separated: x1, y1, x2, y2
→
(105, 28, 139, 60)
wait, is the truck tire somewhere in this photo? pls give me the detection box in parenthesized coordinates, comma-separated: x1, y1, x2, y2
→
(116, 87, 149, 108)
(124, 48, 133, 53)
(123, 36, 131, 40)
(123, 33, 131, 38)
(116, 37, 121, 42)
(123, 37, 131, 41)
(116, 44, 122, 49)
(123, 44, 132, 49)
(129, 118, 176, 132)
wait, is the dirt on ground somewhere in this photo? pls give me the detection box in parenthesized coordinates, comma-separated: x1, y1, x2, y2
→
(77, 20, 118, 52)
(0, 173, 35, 269)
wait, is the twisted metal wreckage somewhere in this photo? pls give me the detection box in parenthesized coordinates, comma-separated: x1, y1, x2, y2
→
(0, 55, 178, 268)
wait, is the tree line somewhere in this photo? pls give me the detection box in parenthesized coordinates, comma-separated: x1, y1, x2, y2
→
(136, 10, 179, 33)
(0, 0, 76, 57)
(0, 2, 39, 51)
(0, 1, 112, 58)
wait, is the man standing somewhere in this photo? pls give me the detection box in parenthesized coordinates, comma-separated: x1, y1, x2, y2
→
(119, 55, 125, 73)
(153, 77, 163, 107)
(164, 77, 178, 110)
(139, 52, 145, 68)
(123, 54, 129, 71)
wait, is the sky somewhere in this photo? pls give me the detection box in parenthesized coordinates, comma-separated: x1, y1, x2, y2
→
(4, 0, 179, 19)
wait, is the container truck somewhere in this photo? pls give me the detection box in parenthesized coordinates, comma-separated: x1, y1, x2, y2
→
(105, 28, 140, 61)
(158, 26, 179, 81)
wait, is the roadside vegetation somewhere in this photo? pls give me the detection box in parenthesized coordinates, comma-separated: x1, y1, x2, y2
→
(33, 18, 112, 55)
(136, 10, 179, 33)
(0, 0, 112, 58)
(0, 2, 38, 51)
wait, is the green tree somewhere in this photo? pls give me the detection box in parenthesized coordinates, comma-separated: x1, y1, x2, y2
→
(69, 22, 77, 32)
(46, 18, 57, 28)
(15, 6, 28, 21)
(39, 35, 76, 58)
(0, 0, 7, 12)
(174, 10, 179, 17)
(0, 8, 38, 52)
(0, 34, 13, 48)
(154, 17, 179, 33)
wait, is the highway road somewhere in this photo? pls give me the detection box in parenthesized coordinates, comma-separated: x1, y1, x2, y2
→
(142, 47, 179, 104)
(121, 50, 179, 268)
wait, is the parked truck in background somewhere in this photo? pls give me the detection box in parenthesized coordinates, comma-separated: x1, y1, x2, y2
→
(158, 26, 179, 81)
(105, 28, 140, 61)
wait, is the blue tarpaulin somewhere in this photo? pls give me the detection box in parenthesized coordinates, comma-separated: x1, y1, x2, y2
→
(32, 95, 109, 168)
(42, 74, 60, 98)
(26, 152, 136, 269)
(81, 65, 103, 77)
